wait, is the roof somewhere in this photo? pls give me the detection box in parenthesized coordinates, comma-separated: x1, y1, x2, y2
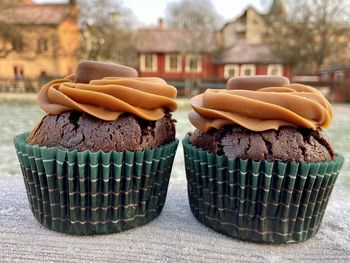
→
(292, 76, 320, 82)
(319, 64, 350, 72)
(220, 5, 263, 32)
(0, 4, 75, 25)
(136, 29, 217, 53)
(14, 0, 33, 3)
(215, 42, 282, 64)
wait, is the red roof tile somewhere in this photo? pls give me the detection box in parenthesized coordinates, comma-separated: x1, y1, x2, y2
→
(137, 29, 217, 53)
(319, 64, 350, 72)
(215, 42, 281, 64)
(0, 4, 74, 25)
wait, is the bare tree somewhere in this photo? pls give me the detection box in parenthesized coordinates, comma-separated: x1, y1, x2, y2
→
(79, 0, 138, 66)
(165, 0, 223, 30)
(164, 0, 222, 53)
(265, 0, 350, 75)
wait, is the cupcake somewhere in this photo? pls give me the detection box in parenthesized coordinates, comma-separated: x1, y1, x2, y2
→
(14, 61, 179, 235)
(183, 76, 344, 243)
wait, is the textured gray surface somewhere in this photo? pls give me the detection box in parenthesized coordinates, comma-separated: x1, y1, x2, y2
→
(0, 172, 349, 263)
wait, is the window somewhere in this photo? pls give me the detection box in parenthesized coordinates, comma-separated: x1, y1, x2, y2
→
(267, 64, 283, 76)
(165, 54, 182, 72)
(321, 73, 330, 81)
(334, 70, 344, 82)
(140, 53, 157, 72)
(37, 38, 48, 53)
(224, 64, 239, 79)
(185, 54, 202, 73)
(12, 37, 24, 51)
(13, 65, 24, 80)
(241, 64, 256, 76)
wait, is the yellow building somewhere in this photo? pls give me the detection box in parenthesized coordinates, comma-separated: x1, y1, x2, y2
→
(219, 0, 286, 47)
(220, 6, 266, 47)
(0, 0, 80, 80)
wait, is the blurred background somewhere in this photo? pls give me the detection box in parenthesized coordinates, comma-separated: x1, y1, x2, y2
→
(0, 0, 349, 100)
(0, 0, 350, 180)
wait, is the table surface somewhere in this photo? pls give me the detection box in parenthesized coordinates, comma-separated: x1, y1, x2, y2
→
(1, 173, 349, 263)
(0, 104, 350, 262)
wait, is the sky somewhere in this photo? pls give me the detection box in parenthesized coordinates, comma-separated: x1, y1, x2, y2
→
(34, 0, 269, 26)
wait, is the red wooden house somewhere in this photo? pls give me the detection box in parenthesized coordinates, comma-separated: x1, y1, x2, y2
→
(136, 27, 291, 84)
(136, 32, 291, 81)
(136, 1, 291, 86)
(319, 64, 350, 102)
(319, 64, 350, 82)
(136, 27, 217, 81)
(215, 42, 292, 80)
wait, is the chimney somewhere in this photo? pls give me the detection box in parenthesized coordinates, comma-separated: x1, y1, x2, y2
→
(158, 18, 164, 29)
(215, 31, 223, 47)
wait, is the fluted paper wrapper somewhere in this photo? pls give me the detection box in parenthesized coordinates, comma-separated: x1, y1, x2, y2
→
(183, 136, 344, 243)
(14, 132, 178, 235)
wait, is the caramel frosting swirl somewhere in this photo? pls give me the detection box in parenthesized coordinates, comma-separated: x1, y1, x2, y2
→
(37, 77, 177, 121)
(189, 84, 333, 132)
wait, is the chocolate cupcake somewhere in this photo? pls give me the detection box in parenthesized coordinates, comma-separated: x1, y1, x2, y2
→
(184, 76, 344, 243)
(14, 61, 179, 235)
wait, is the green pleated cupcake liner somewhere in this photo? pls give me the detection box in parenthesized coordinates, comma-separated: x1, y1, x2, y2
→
(14, 132, 179, 235)
(183, 136, 344, 243)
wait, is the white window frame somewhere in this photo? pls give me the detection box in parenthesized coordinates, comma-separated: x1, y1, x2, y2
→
(241, 64, 256, 76)
(224, 64, 239, 79)
(165, 54, 182, 73)
(267, 64, 283, 76)
(321, 72, 330, 81)
(185, 54, 202, 73)
(334, 70, 344, 82)
(140, 53, 157, 72)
